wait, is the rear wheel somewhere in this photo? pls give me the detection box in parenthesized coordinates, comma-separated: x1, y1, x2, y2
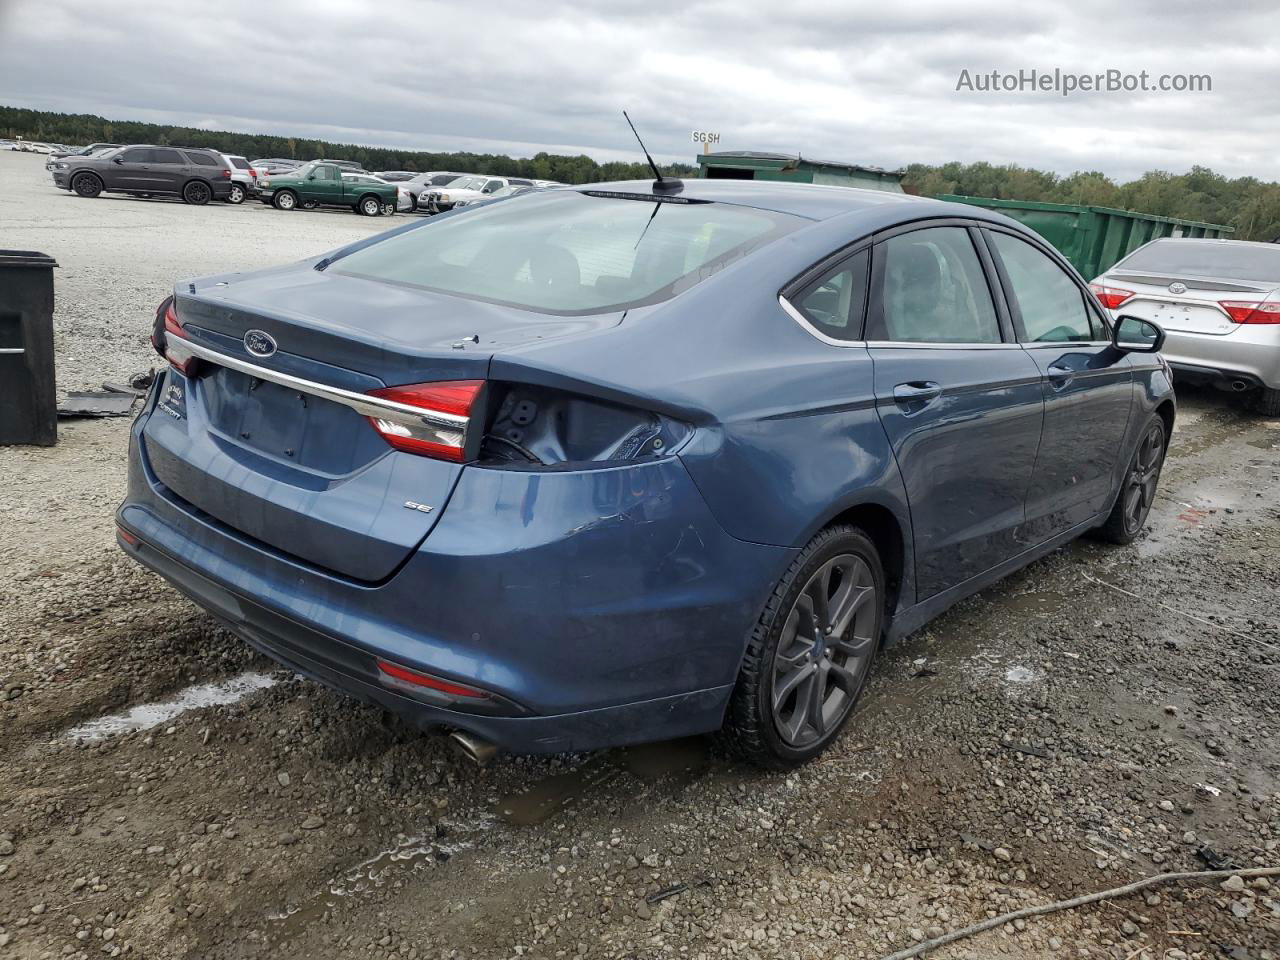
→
(381, 201, 395, 216)
(227, 183, 245, 204)
(1095, 416, 1167, 544)
(724, 525, 883, 768)
(359, 195, 381, 217)
(183, 180, 211, 205)
(273, 190, 298, 211)
(1253, 387, 1280, 417)
(71, 172, 102, 198)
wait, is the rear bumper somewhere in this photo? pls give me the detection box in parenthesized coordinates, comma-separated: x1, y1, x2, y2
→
(1162, 326, 1280, 390)
(118, 397, 791, 753)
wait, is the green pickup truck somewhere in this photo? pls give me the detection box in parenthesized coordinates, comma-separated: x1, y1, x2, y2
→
(259, 160, 397, 215)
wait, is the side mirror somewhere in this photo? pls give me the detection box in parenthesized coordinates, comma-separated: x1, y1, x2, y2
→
(307, 174, 316, 180)
(112, 156, 124, 164)
(1112, 315, 1165, 353)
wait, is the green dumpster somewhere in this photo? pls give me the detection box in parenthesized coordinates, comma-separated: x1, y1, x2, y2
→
(934, 195, 1235, 279)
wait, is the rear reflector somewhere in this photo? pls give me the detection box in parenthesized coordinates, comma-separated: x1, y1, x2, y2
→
(1089, 283, 1135, 310)
(116, 525, 139, 546)
(161, 302, 199, 375)
(365, 380, 483, 462)
(376, 659, 489, 699)
(1219, 300, 1280, 324)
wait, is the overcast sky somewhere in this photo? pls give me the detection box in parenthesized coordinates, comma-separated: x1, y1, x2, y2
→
(1, 0, 1277, 181)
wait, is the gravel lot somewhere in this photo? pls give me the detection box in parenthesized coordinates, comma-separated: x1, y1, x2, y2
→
(1, 148, 1278, 960)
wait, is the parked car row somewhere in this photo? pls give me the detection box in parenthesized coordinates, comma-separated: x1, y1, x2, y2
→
(44, 141, 563, 217)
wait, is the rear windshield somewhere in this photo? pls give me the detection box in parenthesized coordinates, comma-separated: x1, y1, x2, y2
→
(229, 157, 250, 169)
(330, 191, 802, 314)
(1118, 240, 1280, 283)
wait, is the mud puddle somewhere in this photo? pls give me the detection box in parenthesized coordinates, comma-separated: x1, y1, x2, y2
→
(62, 671, 277, 740)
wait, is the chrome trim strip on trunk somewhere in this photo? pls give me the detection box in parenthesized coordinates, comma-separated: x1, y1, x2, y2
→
(177, 338, 469, 431)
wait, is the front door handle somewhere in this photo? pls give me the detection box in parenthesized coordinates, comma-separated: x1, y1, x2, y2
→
(1046, 363, 1075, 388)
(892, 381, 942, 405)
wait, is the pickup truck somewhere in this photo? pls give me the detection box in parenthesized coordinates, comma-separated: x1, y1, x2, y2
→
(258, 160, 397, 215)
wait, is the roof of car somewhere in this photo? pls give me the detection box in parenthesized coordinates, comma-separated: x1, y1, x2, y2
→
(572, 178, 948, 222)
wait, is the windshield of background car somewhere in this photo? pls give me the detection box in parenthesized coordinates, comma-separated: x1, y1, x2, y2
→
(330, 191, 803, 314)
(1117, 240, 1280, 283)
(445, 177, 486, 191)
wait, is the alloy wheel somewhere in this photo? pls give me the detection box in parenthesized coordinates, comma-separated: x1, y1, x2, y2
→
(770, 554, 877, 748)
(1123, 422, 1165, 534)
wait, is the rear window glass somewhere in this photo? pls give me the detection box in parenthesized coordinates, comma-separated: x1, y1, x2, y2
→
(330, 191, 801, 314)
(1117, 241, 1280, 283)
(229, 157, 250, 169)
(185, 152, 219, 166)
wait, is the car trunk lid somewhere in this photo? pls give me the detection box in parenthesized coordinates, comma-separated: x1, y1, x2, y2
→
(1103, 271, 1278, 336)
(141, 267, 621, 581)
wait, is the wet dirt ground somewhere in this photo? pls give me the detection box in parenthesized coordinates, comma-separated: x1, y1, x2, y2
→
(1, 151, 1278, 959)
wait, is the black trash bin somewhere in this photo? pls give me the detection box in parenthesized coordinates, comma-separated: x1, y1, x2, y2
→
(0, 250, 58, 446)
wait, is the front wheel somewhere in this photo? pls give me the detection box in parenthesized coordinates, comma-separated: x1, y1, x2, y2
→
(1095, 416, 1167, 544)
(273, 190, 298, 210)
(724, 525, 883, 768)
(71, 173, 103, 198)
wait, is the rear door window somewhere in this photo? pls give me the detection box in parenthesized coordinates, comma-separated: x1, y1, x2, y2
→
(152, 148, 184, 165)
(989, 232, 1101, 342)
(791, 250, 870, 342)
(869, 227, 1001, 343)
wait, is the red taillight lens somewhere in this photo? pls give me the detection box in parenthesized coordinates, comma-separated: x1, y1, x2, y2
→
(161, 302, 199, 375)
(1219, 300, 1280, 324)
(365, 380, 483, 462)
(1089, 283, 1135, 310)
(376, 659, 488, 699)
(221, 169, 231, 178)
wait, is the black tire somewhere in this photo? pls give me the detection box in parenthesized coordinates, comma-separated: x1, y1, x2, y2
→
(1253, 387, 1280, 417)
(227, 183, 246, 204)
(1094, 415, 1168, 545)
(71, 172, 102, 198)
(358, 195, 382, 217)
(381, 201, 395, 216)
(273, 190, 298, 211)
(183, 181, 212, 205)
(724, 525, 884, 769)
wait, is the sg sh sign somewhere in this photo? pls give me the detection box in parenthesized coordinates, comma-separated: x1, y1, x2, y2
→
(692, 130, 720, 153)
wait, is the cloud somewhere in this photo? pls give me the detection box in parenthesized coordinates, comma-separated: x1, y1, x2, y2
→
(1, 0, 1276, 181)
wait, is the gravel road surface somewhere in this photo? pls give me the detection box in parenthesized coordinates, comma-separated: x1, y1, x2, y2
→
(1, 150, 1278, 960)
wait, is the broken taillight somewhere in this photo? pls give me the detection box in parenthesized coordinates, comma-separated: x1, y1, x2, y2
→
(1088, 283, 1135, 310)
(364, 380, 484, 462)
(1219, 299, 1280, 324)
(158, 301, 199, 375)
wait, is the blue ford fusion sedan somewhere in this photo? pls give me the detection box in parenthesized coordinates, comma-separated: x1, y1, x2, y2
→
(117, 178, 1174, 767)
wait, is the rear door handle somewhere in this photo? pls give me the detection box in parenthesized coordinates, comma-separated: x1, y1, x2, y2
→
(892, 381, 942, 405)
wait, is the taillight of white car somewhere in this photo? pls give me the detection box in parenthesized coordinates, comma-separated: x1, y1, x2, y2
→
(1219, 299, 1280, 324)
(1088, 283, 1135, 310)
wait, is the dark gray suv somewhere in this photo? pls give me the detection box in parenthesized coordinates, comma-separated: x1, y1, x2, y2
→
(50, 145, 234, 205)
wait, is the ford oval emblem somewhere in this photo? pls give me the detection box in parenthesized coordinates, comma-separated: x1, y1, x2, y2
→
(1168, 282, 1187, 295)
(244, 329, 277, 358)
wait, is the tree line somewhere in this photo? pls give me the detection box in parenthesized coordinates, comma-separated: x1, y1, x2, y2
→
(0, 105, 696, 185)
(902, 161, 1280, 242)
(5, 105, 1280, 241)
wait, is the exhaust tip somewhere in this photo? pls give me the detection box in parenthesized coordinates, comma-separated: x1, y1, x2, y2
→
(1232, 379, 1251, 392)
(448, 730, 498, 767)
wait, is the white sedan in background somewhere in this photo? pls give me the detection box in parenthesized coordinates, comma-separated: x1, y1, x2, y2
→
(1091, 237, 1280, 415)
